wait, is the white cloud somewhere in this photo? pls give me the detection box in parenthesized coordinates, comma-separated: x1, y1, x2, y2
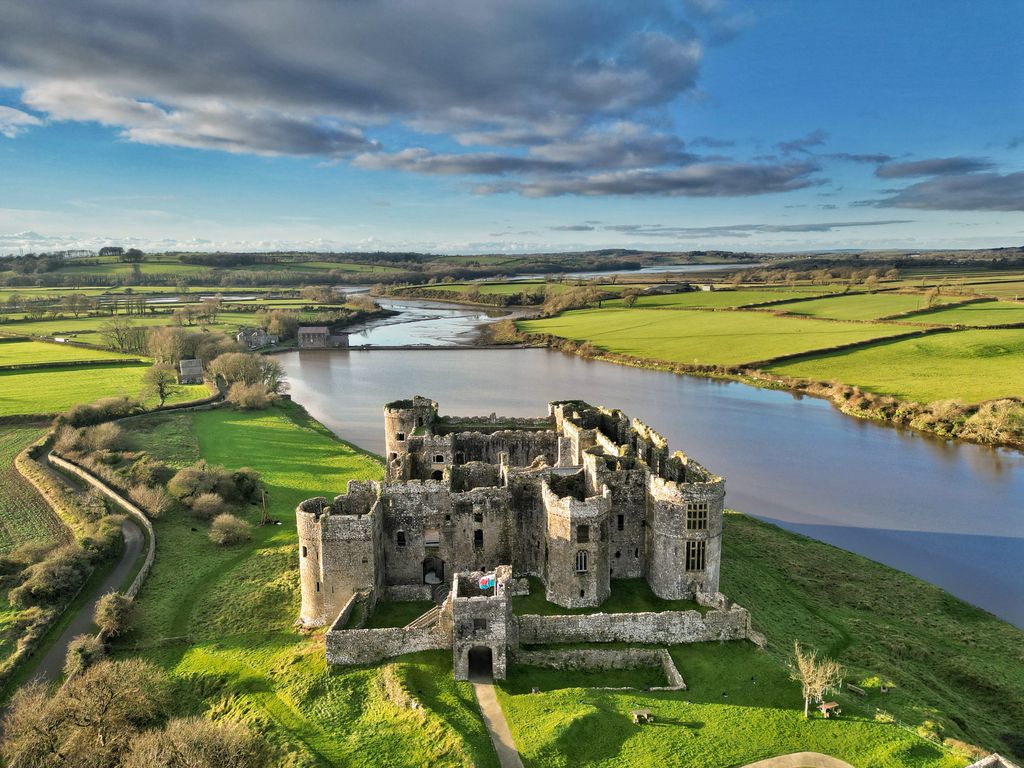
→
(0, 106, 42, 138)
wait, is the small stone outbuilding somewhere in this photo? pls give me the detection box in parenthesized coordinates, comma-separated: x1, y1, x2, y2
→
(177, 358, 204, 384)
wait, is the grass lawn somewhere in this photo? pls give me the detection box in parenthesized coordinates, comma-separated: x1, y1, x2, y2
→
(0, 340, 138, 366)
(365, 600, 436, 628)
(513, 577, 705, 616)
(498, 641, 966, 768)
(0, 363, 208, 416)
(519, 308, 908, 367)
(771, 292, 963, 321)
(721, 512, 1024, 763)
(115, 403, 498, 767)
(968, 281, 1024, 299)
(766, 329, 1024, 402)
(611, 288, 835, 309)
(0, 422, 67, 554)
(901, 300, 1024, 327)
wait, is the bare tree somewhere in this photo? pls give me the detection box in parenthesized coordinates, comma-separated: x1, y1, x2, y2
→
(791, 641, 844, 718)
(143, 364, 179, 406)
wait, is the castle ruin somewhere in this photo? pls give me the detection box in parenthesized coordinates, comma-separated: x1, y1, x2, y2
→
(297, 397, 760, 680)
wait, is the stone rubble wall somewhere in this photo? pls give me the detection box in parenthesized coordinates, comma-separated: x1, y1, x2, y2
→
(512, 647, 686, 690)
(516, 605, 754, 645)
(326, 623, 450, 665)
(384, 584, 433, 601)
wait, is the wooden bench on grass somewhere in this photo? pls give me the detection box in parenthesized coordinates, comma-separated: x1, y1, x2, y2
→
(846, 684, 866, 697)
(818, 701, 842, 719)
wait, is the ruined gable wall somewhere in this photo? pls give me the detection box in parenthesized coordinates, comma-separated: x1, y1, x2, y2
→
(452, 430, 557, 467)
(516, 605, 753, 645)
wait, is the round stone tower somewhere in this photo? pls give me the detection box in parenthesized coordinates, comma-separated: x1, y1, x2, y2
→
(646, 475, 724, 600)
(297, 498, 328, 626)
(383, 396, 438, 466)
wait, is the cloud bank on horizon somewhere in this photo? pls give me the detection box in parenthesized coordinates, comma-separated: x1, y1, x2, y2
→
(0, 0, 1020, 252)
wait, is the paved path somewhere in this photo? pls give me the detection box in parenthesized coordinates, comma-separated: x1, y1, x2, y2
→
(28, 518, 145, 684)
(472, 680, 524, 768)
(742, 753, 855, 768)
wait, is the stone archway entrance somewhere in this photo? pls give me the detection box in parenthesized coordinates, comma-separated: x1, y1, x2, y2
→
(468, 646, 493, 681)
(430, 469, 444, 480)
(422, 556, 444, 585)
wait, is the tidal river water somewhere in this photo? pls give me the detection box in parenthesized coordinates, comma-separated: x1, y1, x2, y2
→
(279, 345, 1024, 629)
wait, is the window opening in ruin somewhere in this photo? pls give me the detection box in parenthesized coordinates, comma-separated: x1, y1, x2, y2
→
(431, 470, 443, 481)
(580, 589, 585, 598)
(316, 581, 320, 592)
(685, 540, 706, 571)
(417, 417, 424, 426)
(686, 502, 709, 531)
(455, 451, 465, 464)
(301, 546, 307, 558)
(396, 531, 406, 547)
(474, 529, 484, 548)
(575, 550, 588, 572)
(634, 548, 639, 558)
(600, 522, 607, 541)
(424, 528, 440, 547)
(615, 550, 621, 558)
(576, 525, 590, 543)
(473, 512, 483, 523)
(388, 452, 397, 461)
(433, 454, 444, 463)
(396, 432, 406, 441)
(473, 618, 488, 631)
(617, 514, 624, 531)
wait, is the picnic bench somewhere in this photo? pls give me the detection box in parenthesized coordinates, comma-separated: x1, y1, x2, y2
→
(818, 701, 842, 719)
(631, 709, 654, 724)
(846, 684, 866, 697)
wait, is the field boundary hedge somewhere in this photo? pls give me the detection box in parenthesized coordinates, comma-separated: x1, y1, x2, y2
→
(0, 358, 144, 372)
(740, 326, 953, 368)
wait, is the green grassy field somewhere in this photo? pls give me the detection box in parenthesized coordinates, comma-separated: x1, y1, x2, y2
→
(0, 363, 209, 416)
(520, 308, 909, 367)
(0, 423, 66, 554)
(114, 404, 498, 767)
(427, 281, 632, 296)
(901, 300, 1024, 327)
(614, 287, 836, 309)
(720, 512, 1024, 763)
(771, 292, 963, 321)
(365, 600, 436, 629)
(967, 281, 1024, 299)
(513, 577, 705, 616)
(0, 340, 137, 366)
(498, 642, 965, 768)
(767, 329, 1024, 402)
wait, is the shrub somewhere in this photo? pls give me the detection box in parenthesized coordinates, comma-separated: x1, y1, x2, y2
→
(124, 717, 270, 768)
(78, 513, 125, 560)
(86, 422, 129, 452)
(209, 352, 285, 393)
(209, 513, 251, 546)
(54, 424, 84, 454)
(64, 634, 106, 678)
(8, 545, 91, 608)
(190, 492, 224, 520)
(226, 381, 272, 409)
(126, 455, 174, 487)
(231, 467, 263, 504)
(94, 591, 134, 638)
(168, 461, 260, 505)
(62, 395, 142, 428)
(129, 484, 173, 518)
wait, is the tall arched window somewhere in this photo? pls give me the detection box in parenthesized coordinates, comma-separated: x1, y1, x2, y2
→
(575, 550, 588, 573)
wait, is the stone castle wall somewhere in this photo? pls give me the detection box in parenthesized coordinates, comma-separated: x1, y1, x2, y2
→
(512, 647, 686, 690)
(516, 605, 753, 645)
(326, 624, 449, 665)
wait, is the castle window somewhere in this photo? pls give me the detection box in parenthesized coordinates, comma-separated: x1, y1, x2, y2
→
(617, 514, 624, 531)
(575, 550, 588, 572)
(316, 581, 320, 592)
(455, 451, 465, 464)
(301, 545, 307, 558)
(396, 432, 406, 442)
(417, 417, 424, 426)
(473, 618, 488, 631)
(396, 531, 406, 547)
(433, 454, 444, 463)
(634, 548, 639, 558)
(388, 452, 397, 461)
(615, 550, 621, 559)
(576, 525, 590, 543)
(474, 529, 484, 548)
(424, 528, 440, 547)
(686, 502, 709, 531)
(580, 589, 585, 598)
(685, 540, 706, 572)
(473, 512, 483, 523)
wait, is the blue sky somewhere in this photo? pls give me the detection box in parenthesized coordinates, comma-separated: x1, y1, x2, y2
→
(0, 0, 1021, 254)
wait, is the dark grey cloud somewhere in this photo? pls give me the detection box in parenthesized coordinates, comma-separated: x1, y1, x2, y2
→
(353, 148, 571, 176)
(0, 0, 702, 157)
(874, 157, 994, 178)
(829, 152, 894, 164)
(603, 219, 912, 238)
(776, 129, 827, 155)
(550, 225, 597, 231)
(871, 172, 1024, 211)
(691, 136, 736, 148)
(477, 161, 822, 197)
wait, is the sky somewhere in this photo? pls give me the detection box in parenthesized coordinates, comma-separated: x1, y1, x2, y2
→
(0, 0, 1021, 255)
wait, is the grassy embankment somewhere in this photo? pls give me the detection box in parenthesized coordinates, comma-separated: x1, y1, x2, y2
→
(113, 401, 498, 767)
(498, 512, 1024, 767)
